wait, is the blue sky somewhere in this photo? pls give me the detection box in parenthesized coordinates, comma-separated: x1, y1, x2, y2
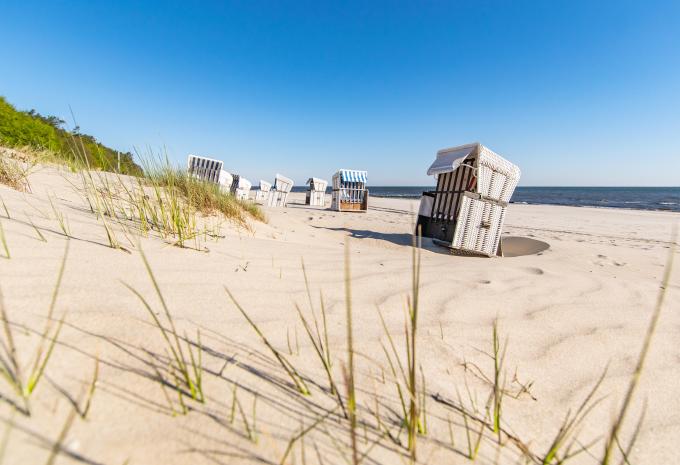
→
(1, 0, 679, 186)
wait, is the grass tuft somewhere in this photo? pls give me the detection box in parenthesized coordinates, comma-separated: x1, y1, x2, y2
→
(226, 287, 310, 396)
(0, 241, 69, 414)
(124, 247, 204, 405)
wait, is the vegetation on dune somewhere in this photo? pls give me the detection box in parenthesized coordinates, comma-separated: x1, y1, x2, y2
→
(0, 156, 32, 192)
(142, 156, 265, 224)
(0, 96, 264, 243)
(0, 96, 141, 175)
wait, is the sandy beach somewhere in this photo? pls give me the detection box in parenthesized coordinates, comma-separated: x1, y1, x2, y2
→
(0, 164, 678, 465)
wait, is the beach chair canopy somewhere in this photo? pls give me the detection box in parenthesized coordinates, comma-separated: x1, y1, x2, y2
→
(259, 180, 272, 192)
(274, 174, 294, 192)
(426, 142, 520, 202)
(306, 177, 328, 191)
(337, 169, 367, 183)
(235, 176, 251, 190)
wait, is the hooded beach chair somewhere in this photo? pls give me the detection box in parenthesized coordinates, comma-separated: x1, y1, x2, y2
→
(231, 175, 252, 201)
(331, 170, 368, 212)
(416, 143, 520, 256)
(255, 180, 272, 203)
(188, 154, 223, 184)
(267, 174, 294, 207)
(305, 177, 328, 207)
(187, 154, 234, 193)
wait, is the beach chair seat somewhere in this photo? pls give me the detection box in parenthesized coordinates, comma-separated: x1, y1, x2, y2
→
(416, 143, 520, 256)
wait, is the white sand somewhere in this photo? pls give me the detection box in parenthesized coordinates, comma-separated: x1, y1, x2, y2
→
(0, 164, 678, 464)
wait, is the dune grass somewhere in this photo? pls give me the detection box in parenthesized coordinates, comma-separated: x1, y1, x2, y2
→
(0, 219, 9, 259)
(125, 247, 204, 405)
(0, 157, 32, 192)
(141, 155, 265, 225)
(226, 287, 310, 396)
(296, 259, 346, 417)
(0, 241, 69, 415)
(70, 153, 264, 251)
(343, 241, 359, 465)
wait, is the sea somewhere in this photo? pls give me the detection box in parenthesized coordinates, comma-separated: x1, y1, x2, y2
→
(290, 186, 680, 212)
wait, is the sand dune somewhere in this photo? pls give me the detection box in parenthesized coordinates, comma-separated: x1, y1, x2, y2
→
(0, 164, 678, 464)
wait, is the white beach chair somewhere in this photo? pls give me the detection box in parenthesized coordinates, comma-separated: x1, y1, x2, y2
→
(305, 177, 328, 207)
(416, 142, 521, 256)
(267, 174, 294, 207)
(187, 154, 234, 193)
(187, 154, 223, 184)
(231, 175, 252, 201)
(331, 170, 368, 212)
(255, 180, 272, 203)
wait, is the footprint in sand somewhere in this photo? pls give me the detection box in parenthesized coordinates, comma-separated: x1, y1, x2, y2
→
(595, 254, 627, 267)
(522, 267, 545, 275)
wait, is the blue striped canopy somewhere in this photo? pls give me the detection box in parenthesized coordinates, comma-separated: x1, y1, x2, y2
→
(339, 169, 367, 183)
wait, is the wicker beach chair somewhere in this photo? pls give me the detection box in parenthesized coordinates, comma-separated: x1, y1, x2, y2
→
(267, 174, 294, 207)
(305, 177, 328, 207)
(255, 180, 272, 203)
(231, 175, 252, 201)
(187, 154, 223, 184)
(416, 143, 520, 256)
(187, 154, 234, 192)
(331, 170, 368, 212)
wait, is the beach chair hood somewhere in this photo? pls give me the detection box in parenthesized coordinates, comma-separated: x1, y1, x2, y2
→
(307, 177, 328, 191)
(236, 177, 252, 190)
(426, 143, 520, 203)
(274, 174, 294, 192)
(336, 169, 367, 183)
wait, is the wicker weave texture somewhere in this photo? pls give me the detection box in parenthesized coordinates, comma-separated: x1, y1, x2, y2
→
(476, 145, 521, 203)
(452, 196, 506, 256)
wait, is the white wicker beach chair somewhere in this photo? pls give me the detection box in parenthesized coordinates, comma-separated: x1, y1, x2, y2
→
(231, 175, 252, 201)
(267, 174, 294, 207)
(255, 180, 272, 203)
(306, 177, 328, 207)
(331, 170, 368, 212)
(188, 154, 223, 184)
(187, 154, 235, 193)
(416, 143, 520, 256)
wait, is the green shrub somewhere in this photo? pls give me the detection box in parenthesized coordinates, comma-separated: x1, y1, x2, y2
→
(0, 96, 142, 175)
